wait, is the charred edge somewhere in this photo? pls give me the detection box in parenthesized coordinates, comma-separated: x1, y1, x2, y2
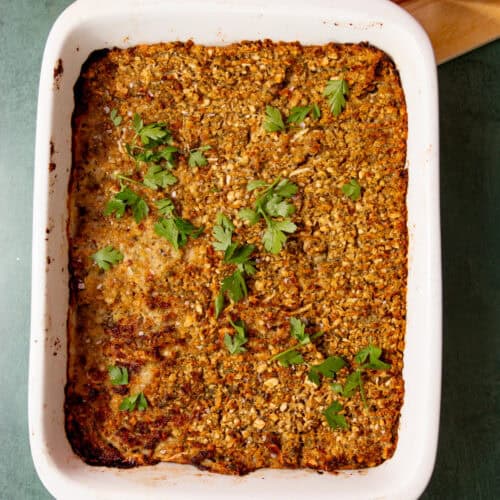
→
(64, 404, 137, 468)
(49, 162, 56, 172)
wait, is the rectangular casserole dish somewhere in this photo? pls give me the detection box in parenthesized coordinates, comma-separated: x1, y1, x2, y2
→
(29, 0, 441, 498)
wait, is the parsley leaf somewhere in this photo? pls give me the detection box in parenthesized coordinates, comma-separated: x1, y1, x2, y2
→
(110, 108, 122, 126)
(155, 216, 203, 250)
(119, 392, 148, 412)
(287, 104, 321, 124)
(132, 113, 172, 146)
(215, 292, 225, 319)
(108, 365, 128, 385)
(324, 79, 349, 116)
(263, 105, 286, 132)
(323, 401, 348, 430)
(188, 145, 211, 167)
(308, 356, 346, 386)
(212, 214, 256, 317)
(265, 194, 296, 218)
(339, 369, 367, 407)
(238, 208, 260, 225)
(342, 179, 361, 201)
(91, 246, 123, 270)
(224, 319, 248, 354)
(224, 244, 255, 266)
(354, 344, 390, 370)
(104, 186, 149, 223)
(270, 323, 324, 365)
(275, 349, 304, 367)
(239, 177, 298, 254)
(154, 198, 175, 217)
(262, 220, 297, 254)
(212, 212, 235, 252)
(311, 103, 321, 119)
(221, 269, 248, 303)
(287, 105, 312, 124)
(124, 114, 178, 189)
(143, 164, 177, 190)
(247, 180, 268, 191)
(290, 317, 310, 345)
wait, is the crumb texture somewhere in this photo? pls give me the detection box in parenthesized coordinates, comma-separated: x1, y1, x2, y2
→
(67, 40, 408, 474)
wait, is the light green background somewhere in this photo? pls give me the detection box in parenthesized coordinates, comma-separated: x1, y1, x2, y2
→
(0, 1, 498, 498)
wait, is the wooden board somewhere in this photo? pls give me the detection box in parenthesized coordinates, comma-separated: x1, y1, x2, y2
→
(395, 0, 500, 63)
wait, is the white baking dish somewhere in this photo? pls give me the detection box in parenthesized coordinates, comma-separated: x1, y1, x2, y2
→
(29, 0, 441, 498)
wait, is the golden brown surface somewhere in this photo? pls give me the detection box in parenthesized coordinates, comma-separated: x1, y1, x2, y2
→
(67, 40, 407, 474)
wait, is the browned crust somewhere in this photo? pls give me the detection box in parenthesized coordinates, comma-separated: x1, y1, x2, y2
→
(66, 40, 408, 474)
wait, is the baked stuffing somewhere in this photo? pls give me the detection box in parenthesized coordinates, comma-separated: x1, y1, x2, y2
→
(66, 40, 408, 474)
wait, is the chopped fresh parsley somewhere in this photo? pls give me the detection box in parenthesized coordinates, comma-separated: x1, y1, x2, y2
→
(308, 356, 346, 386)
(220, 269, 248, 303)
(143, 164, 178, 190)
(109, 108, 122, 126)
(323, 401, 348, 430)
(215, 292, 225, 319)
(155, 216, 204, 250)
(270, 318, 324, 366)
(263, 105, 286, 132)
(125, 113, 178, 187)
(290, 317, 310, 345)
(104, 185, 149, 223)
(342, 179, 361, 201)
(212, 212, 235, 252)
(331, 345, 391, 408)
(119, 392, 148, 412)
(108, 365, 128, 385)
(324, 79, 349, 116)
(274, 349, 304, 367)
(154, 196, 203, 250)
(239, 177, 298, 254)
(154, 197, 175, 217)
(188, 145, 211, 167)
(287, 104, 321, 124)
(91, 246, 123, 271)
(212, 214, 256, 317)
(311, 103, 321, 119)
(224, 319, 248, 354)
(354, 343, 391, 370)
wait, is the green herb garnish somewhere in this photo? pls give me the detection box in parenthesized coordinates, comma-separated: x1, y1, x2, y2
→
(263, 105, 286, 132)
(104, 185, 149, 223)
(119, 392, 148, 412)
(154, 196, 203, 250)
(354, 344, 391, 370)
(287, 104, 321, 124)
(155, 217, 203, 250)
(125, 113, 178, 187)
(212, 214, 256, 317)
(323, 401, 348, 430)
(270, 318, 324, 366)
(91, 246, 124, 271)
(330, 344, 390, 407)
(324, 79, 349, 116)
(110, 108, 122, 126)
(239, 177, 298, 254)
(188, 145, 211, 167)
(308, 356, 346, 386)
(108, 365, 128, 385)
(143, 163, 178, 190)
(342, 179, 361, 201)
(212, 212, 235, 252)
(224, 319, 248, 354)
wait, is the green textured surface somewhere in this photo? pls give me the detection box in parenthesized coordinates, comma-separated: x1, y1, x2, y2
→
(0, 1, 498, 498)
